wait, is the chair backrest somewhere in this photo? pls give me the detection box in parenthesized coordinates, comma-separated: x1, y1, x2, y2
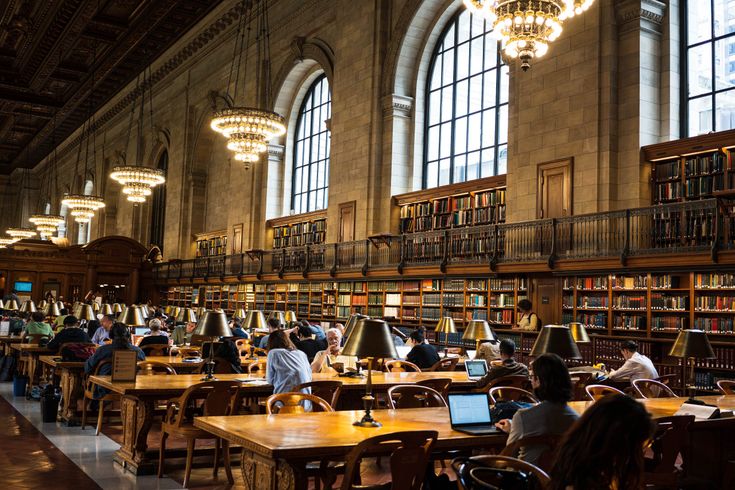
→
(26, 334, 50, 345)
(137, 360, 177, 375)
(169, 381, 242, 427)
(178, 347, 201, 358)
(569, 372, 593, 401)
(247, 359, 267, 374)
(84, 359, 112, 395)
(253, 347, 268, 357)
(500, 433, 561, 472)
(427, 356, 459, 372)
(632, 379, 678, 399)
(645, 415, 695, 475)
(387, 385, 447, 409)
(489, 386, 539, 405)
(296, 380, 343, 408)
(655, 373, 678, 386)
(384, 359, 421, 372)
(265, 393, 333, 414)
(451, 455, 550, 490)
(486, 375, 532, 391)
(718, 379, 735, 395)
(141, 343, 169, 356)
(234, 338, 251, 357)
(585, 384, 625, 401)
(341, 430, 438, 490)
(416, 377, 452, 398)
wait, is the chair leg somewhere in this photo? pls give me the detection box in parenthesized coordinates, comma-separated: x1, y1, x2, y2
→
(95, 400, 105, 436)
(213, 438, 220, 477)
(81, 397, 88, 430)
(223, 440, 234, 484)
(158, 432, 168, 478)
(183, 439, 195, 488)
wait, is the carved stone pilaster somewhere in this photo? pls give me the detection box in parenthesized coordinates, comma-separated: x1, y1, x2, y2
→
(382, 94, 414, 120)
(268, 144, 285, 162)
(616, 0, 666, 35)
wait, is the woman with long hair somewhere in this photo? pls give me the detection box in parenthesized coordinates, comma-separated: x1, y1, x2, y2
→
(549, 394, 654, 490)
(266, 330, 312, 394)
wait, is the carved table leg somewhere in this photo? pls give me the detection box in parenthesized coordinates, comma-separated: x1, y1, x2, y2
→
(114, 395, 156, 475)
(58, 368, 84, 425)
(240, 450, 308, 490)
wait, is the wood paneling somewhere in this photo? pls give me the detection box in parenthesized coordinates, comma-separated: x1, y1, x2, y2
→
(537, 158, 573, 219)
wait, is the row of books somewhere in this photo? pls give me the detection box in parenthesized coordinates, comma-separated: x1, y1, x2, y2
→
(693, 372, 730, 391)
(684, 152, 726, 176)
(655, 182, 682, 201)
(611, 275, 647, 289)
(565, 277, 609, 290)
(578, 296, 608, 308)
(612, 296, 646, 309)
(490, 293, 515, 307)
(651, 275, 682, 289)
(613, 315, 646, 329)
(694, 317, 734, 333)
(694, 295, 735, 311)
(650, 294, 688, 310)
(195, 235, 228, 257)
(578, 313, 607, 327)
(695, 345, 735, 369)
(651, 316, 687, 331)
(655, 160, 681, 180)
(490, 310, 513, 324)
(695, 273, 735, 288)
(685, 175, 724, 197)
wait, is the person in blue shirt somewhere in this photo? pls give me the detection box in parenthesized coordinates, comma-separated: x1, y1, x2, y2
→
(302, 321, 326, 341)
(266, 330, 312, 395)
(85, 322, 145, 399)
(91, 314, 115, 345)
(259, 318, 283, 349)
(230, 317, 249, 339)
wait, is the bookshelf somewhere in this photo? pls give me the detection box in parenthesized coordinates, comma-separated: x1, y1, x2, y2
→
(267, 210, 327, 249)
(194, 230, 228, 258)
(395, 175, 506, 234)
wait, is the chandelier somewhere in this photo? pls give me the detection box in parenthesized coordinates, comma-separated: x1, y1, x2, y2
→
(0, 238, 18, 248)
(464, 0, 595, 70)
(6, 228, 36, 239)
(29, 214, 65, 238)
(61, 195, 105, 224)
(110, 166, 166, 203)
(210, 108, 285, 163)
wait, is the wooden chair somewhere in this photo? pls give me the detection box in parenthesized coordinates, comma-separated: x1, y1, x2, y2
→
(485, 374, 532, 391)
(387, 385, 447, 409)
(137, 360, 177, 375)
(178, 347, 201, 358)
(489, 386, 539, 405)
(717, 379, 735, 395)
(25, 334, 51, 345)
(644, 415, 695, 487)
(253, 347, 268, 357)
(141, 343, 169, 356)
(247, 359, 267, 374)
(81, 360, 119, 436)
(265, 393, 333, 414)
(416, 377, 452, 398)
(585, 384, 625, 401)
(296, 380, 343, 409)
(500, 433, 561, 473)
(159, 380, 242, 488)
(656, 373, 678, 386)
(427, 356, 459, 372)
(384, 359, 421, 372)
(632, 379, 678, 399)
(451, 455, 551, 490)
(341, 430, 438, 490)
(569, 372, 593, 401)
(234, 338, 251, 357)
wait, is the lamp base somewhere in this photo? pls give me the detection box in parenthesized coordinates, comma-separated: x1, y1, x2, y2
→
(200, 374, 218, 381)
(353, 414, 382, 428)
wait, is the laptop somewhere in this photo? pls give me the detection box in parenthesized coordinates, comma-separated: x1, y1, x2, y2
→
(448, 393, 499, 435)
(464, 359, 488, 380)
(395, 345, 412, 359)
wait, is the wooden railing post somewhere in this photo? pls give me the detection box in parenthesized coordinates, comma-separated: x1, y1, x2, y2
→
(330, 243, 338, 277)
(361, 240, 370, 276)
(440, 231, 449, 273)
(621, 209, 630, 266)
(489, 225, 499, 271)
(398, 234, 406, 274)
(548, 219, 557, 269)
(712, 200, 721, 263)
(303, 245, 311, 278)
(256, 251, 264, 280)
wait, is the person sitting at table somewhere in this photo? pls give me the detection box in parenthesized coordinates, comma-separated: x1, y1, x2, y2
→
(513, 299, 540, 331)
(91, 314, 115, 345)
(230, 317, 249, 339)
(475, 338, 501, 363)
(476, 339, 529, 389)
(549, 394, 654, 490)
(259, 317, 283, 349)
(495, 353, 579, 467)
(202, 338, 243, 373)
(8, 311, 25, 335)
(303, 320, 326, 341)
(405, 329, 440, 370)
(47, 315, 91, 353)
(142, 318, 169, 338)
(22, 311, 54, 340)
(294, 323, 327, 363)
(266, 330, 312, 394)
(138, 319, 170, 354)
(54, 308, 69, 333)
(84, 322, 145, 399)
(311, 328, 358, 373)
(171, 320, 197, 346)
(607, 340, 659, 382)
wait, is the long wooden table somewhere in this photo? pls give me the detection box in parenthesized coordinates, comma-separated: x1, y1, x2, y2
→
(39, 356, 85, 424)
(0, 335, 24, 355)
(196, 407, 505, 490)
(11, 343, 53, 395)
(89, 371, 474, 475)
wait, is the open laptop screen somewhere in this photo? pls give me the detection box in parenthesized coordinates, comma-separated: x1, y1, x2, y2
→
(448, 393, 492, 425)
(465, 359, 488, 378)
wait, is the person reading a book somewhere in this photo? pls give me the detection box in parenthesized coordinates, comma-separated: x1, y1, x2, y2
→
(311, 328, 357, 373)
(513, 299, 540, 331)
(608, 340, 659, 382)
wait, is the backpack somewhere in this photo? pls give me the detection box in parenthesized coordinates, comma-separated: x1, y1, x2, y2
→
(61, 343, 96, 362)
(0, 355, 17, 381)
(490, 401, 534, 424)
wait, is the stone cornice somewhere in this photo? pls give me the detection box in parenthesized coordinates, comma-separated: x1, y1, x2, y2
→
(617, 0, 666, 35)
(382, 94, 414, 119)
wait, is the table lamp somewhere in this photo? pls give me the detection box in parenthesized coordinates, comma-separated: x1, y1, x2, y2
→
(78, 304, 96, 323)
(0, 299, 4, 309)
(268, 311, 285, 325)
(243, 310, 267, 334)
(669, 329, 716, 398)
(462, 319, 498, 353)
(341, 318, 398, 427)
(45, 302, 61, 317)
(55, 300, 64, 311)
(118, 305, 146, 326)
(171, 307, 181, 320)
(177, 308, 197, 323)
(233, 308, 247, 320)
(92, 302, 100, 313)
(567, 322, 591, 343)
(38, 300, 47, 310)
(112, 303, 123, 314)
(101, 303, 113, 316)
(435, 317, 457, 358)
(19, 300, 37, 313)
(343, 314, 369, 342)
(196, 306, 206, 318)
(4, 299, 18, 311)
(285, 310, 298, 324)
(530, 325, 582, 359)
(193, 310, 233, 380)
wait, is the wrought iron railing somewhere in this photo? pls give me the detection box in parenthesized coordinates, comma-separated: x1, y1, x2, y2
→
(153, 199, 725, 282)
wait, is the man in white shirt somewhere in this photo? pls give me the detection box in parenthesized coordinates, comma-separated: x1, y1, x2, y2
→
(311, 328, 357, 373)
(608, 340, 659, 381)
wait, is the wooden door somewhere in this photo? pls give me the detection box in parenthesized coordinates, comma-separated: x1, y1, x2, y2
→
(339, 201, 356, 242)
(532, 277, 561, 325)
(537, 158, 573, 219)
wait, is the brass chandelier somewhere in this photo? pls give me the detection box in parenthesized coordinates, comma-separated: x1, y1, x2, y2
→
(464, 0, 595, 70)
(210, 0, 285, 168)
(6, 228, 36, 240)
(61, 195, 105, 224)
(0, 238, 18, 248)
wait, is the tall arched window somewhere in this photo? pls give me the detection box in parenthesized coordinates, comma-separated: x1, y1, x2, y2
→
(150, 151, 168, 252)
(424, 9, 509, 188)
(291, 75, 331, 214)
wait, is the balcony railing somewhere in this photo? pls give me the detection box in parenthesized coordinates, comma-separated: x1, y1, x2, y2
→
(153, 199, 727, 282)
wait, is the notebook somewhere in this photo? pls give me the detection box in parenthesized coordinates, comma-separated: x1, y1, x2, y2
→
(448, 393, 499, 435)
(464, 359, 488, 380)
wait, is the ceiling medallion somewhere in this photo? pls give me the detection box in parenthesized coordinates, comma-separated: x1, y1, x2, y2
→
(110, 166, 166, 203)
(61, 195, 106, 224)
(464, 0, 595, 70)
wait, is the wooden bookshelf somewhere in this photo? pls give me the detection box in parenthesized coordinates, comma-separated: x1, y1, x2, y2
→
(394, 175, 506, 234)
(267, 210, 327, 249)
(194, 230, 228, 258)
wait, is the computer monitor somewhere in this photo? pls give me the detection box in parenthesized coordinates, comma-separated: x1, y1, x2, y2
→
(14, 281, 32, 293)
(447, 393, 493, 426)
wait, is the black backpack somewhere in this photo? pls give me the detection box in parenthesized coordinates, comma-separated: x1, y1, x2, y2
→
(0, 355, 17, 381)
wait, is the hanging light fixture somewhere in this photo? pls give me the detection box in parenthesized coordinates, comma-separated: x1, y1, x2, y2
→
(61, 195, 105, 224)
(0, 238, 18, 248)
(29, 215, 65, 238)
(29, 115, 66, 239)
(110, 65, 166, 203)
(210, 0, 285, 168)
(6, 228, 36, 240)
(463, 0, 594, 71)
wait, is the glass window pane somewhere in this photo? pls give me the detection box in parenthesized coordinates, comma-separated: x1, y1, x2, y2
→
(455, 79, 468, 117)
(439, 158, 451, 186)
(483, 69, 497, 108)
(499, 65, 509, 104)
(469, 74, 483, 114)
(716, 89, 735, 131)
(468, 113, 482, 152)
(454, 116, 468, 154)
(713, 0, 734, 37)
(690, 96, 714, 135)
(482, 109, 496, 148)
(429, 90, 441, 125)
(689, 43, 713, 97)
(688, 1, 711, 45)
(481, 149, 495, 177)
(426, 161, 438, 188)
(498, 105, 508, 144)
(715, 38, 735, 91)
(497, 145, 508, 174)
(470, 37, 484, 76)
(427, 126, 440, 161)
(457, 11, 470, 44)
(457, 42, 469, 81)
(484, 37, 498, 70)
(441, 86, 453, 122)
(442, 48, 455, 86)
(454, 154, 466, 183)
(466, 151, 480, 181)
(431, 54, 443, 90)
(440, 122, 452, 158)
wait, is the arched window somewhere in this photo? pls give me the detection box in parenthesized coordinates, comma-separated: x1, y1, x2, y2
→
(150, 151, 168, 252)
(423, 9, 509, 188)
(291, 75, 331, 214)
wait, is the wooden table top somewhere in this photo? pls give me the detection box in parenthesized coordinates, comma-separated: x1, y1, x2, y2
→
(39, 355, 85, 369)
(194, 407, 505, 460)
(569, 395, 735, 419)
(145, 355, 254, 368)
(89, 371, 475, 396)
(10, 343, 53, 353)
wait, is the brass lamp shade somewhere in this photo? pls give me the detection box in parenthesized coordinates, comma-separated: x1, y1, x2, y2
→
(435, 317, 457, 334)
(243, 310, 267, 330)
(268, 311, 285, 325)
(0, 299, 4, 309)
(55, 300, 64, 311)
(19, 300, 37, 313)
(117, 305, 146, 326)
(45, 303, 61, 317)
(112, 303, 123, 313)
(233, 308, 247, 320)
(92, 302, 100, 313)
(77, 304, 96, 321)
(38, 300, 47, 310)
(164, 305, 173, 315)
(462, 320, 498, 343)
(193, 310, 233, 338)
(170, 306, 181, 320)
(177, 307, 197, 323)
(196, 307, 206, 318)
(343, 313, 369, 341)
(342, 319, 399, 359)
(530, 325, 582, 359)
(568, 322, 591, 343)
(100, 303, 113, 315)
(669, 329, 716, 359)
(5, 299, 18, 311)
(285, 310, 298, 323)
